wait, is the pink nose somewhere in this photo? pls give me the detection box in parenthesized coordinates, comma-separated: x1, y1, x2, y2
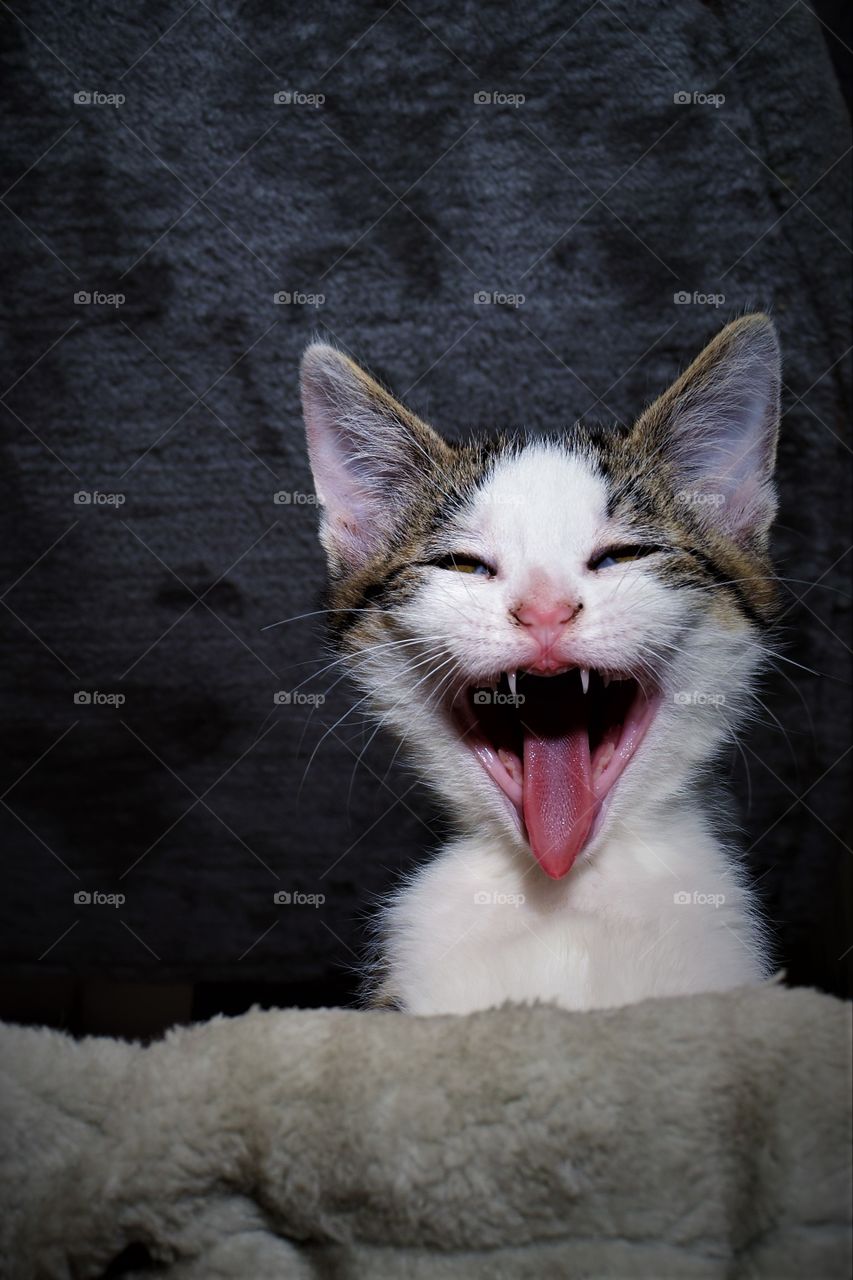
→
(513, 599, 579, 630)
(511, 598, 581, 663)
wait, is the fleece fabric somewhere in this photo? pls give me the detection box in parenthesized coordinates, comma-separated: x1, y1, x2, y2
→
(1, 984, 851, 1278)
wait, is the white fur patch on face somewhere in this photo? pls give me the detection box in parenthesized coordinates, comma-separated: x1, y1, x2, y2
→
(397, 443, 685, 686)
(470, 444, 610, 571)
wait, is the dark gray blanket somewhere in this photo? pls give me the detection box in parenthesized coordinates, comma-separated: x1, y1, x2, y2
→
(0, 1, 850, 992)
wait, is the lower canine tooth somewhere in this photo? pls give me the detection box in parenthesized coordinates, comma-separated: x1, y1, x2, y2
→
(498, 748, 522, 785)
(593, 741, 616, 779)
(580, 668, 590, 695)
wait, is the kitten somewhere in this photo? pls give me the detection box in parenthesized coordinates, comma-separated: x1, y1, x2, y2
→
(300, 315, 780, 1014)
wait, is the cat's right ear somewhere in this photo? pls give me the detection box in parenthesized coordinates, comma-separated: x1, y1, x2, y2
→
(300, 343, 453, 573)
(631, 314, 781, 548)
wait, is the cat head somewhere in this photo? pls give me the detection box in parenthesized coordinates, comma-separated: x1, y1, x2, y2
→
(300, 316, 781, 879)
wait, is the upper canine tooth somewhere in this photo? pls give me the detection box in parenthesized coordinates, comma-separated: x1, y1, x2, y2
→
(602, 673, 611, 688)
(507, 670, 518, 697)
(580, 668, 590, 695)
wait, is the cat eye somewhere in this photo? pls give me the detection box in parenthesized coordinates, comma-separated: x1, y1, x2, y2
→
(431, 553, 495, 577)
(589, 545, 659, 570)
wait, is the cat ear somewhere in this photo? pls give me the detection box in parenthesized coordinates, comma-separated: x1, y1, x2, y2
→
(300, 342, 452, 572)
(634, 314, 781, 546)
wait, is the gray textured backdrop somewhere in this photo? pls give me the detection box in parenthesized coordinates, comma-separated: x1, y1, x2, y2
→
(1, 1, 850, 1003)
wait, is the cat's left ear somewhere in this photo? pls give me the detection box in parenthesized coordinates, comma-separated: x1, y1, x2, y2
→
(633, 314, 781, 547)
(300, 342, 453, 573)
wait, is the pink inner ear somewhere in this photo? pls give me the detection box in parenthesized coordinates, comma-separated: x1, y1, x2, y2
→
(301, 344, 423, 570)
(304, 404, 390, 565)
(306, 410, 372, 522)
(670, 368, 779, 541)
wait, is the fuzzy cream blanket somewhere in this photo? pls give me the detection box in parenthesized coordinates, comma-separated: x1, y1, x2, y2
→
(0, 985, 850, 1279)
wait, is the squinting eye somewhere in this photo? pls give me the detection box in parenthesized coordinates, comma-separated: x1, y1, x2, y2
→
(433, 553, 495, 577)
(589, 545, 659, 570)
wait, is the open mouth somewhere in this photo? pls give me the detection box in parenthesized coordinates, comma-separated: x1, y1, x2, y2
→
(454, 669, 660, 880)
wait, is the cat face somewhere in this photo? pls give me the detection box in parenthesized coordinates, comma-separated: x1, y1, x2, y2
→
(300, 316, 781, 879)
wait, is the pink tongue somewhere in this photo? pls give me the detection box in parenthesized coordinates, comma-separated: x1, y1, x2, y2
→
(522, 677, 595, 879)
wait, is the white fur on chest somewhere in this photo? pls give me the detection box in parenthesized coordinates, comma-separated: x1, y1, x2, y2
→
(379, 809, 769, 1014)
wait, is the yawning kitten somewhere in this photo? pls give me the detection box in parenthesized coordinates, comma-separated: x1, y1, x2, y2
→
(300, 315, 780, 1013)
